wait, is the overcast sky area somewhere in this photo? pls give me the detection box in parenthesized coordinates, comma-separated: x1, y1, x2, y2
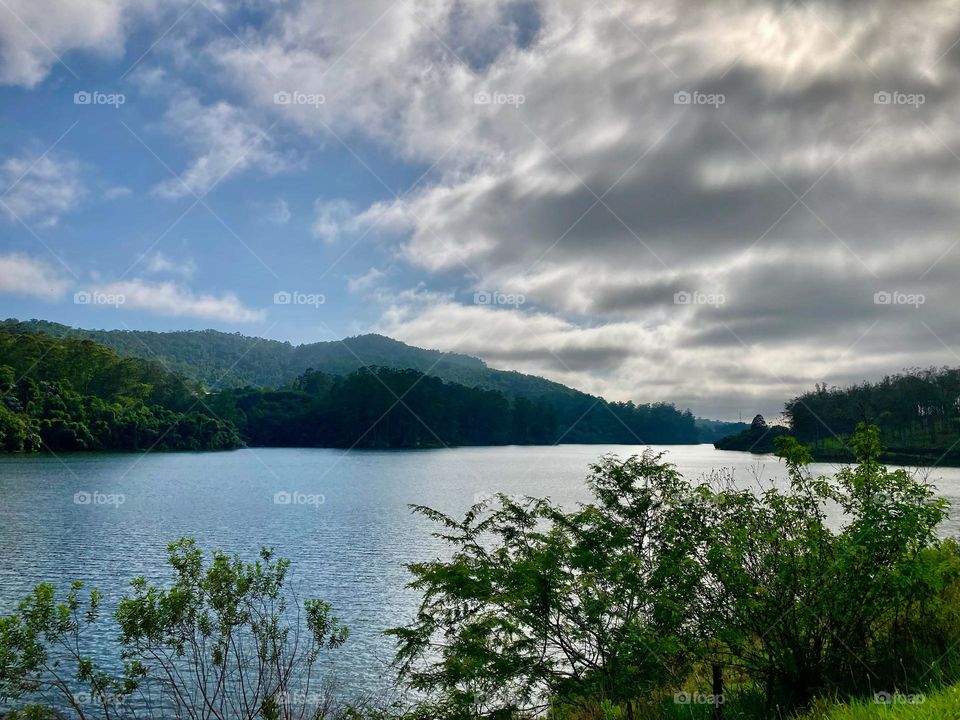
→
(1, 0, 958, 420)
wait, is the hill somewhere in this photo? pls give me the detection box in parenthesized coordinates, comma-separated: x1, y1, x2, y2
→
(0, 321, 703, 447)
(1, 319, 580, 400)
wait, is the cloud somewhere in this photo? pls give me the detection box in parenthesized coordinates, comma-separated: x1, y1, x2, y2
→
(0, 0, 198, 87)
(0, 154, 84, 226)
(0, 253, 70, 300)
(87, 279, 265, 322)
(312, 198, 357, 243)
(144, 252, 196, 278)
(203, 0, 960, 417)
(347, 267, 385, 294)
(153, 94, 290, 199)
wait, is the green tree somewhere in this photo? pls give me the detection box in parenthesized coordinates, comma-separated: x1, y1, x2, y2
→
(388, 453, 701, 719)
(0, 539, 348, 720)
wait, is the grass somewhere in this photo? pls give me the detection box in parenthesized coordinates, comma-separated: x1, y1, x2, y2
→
(800, 686, 960, 720)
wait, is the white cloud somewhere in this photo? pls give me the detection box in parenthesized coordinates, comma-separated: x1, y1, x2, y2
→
(312, 198, 357, 243)
(88, 279, 265, 322)
(0, 154, 84, 226)
(347, 267, 385, 294)
(206, 0, 960, 416)
(0, 253, 70, 300)
(0, 0, 197, 87)
(153, 94, 290, 199)
(144, 252, 196, 278)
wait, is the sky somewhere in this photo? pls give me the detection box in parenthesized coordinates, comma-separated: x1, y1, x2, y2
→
(0, 0, 958, 421)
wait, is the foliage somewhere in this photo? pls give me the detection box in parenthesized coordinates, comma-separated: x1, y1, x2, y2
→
(0, 539, 348, 720)
(392, 425, 958, 717)
(785, 369, 960, 461)
(701, 425, 949, 707)
(0, 328, 241, 452)
(210, 367, 699, 448)
(4, 319, 701, 446)
(387, 453, 703, 718)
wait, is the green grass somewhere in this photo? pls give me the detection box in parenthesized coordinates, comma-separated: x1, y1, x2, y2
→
(801, 686, 960, 720)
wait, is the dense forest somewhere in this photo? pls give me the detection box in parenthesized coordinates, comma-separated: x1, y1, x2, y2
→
(0, 329, 241, 452)
(0, 328, 700, 452)
(784, 368, 960, 463)
(210, 367, 698, 447)
(711, 367, 960, 464)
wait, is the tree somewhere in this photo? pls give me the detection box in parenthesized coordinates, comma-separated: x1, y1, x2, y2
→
(0, 539, 348, 720)
(700, 425, 949, 708)
(388, 453, 702, 718)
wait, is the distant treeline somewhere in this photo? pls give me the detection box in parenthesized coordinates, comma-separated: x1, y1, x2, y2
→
(784, 368, 960, 462)
(0, 329, 241, 452)
(0, 329, 699, 452)
(711, 367, 960, 463)
(210, 367, 699, 448)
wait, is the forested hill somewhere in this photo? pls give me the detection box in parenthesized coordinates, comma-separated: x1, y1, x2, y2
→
(0, 328, 241, 452)
(2, 319, 579, 399)
(0, 325, 701, 449)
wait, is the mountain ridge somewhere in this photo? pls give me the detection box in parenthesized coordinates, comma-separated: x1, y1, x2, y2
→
(2, 318, 582, 400)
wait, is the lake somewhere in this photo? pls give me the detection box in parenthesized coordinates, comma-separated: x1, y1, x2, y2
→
(3, 444, 960, 701)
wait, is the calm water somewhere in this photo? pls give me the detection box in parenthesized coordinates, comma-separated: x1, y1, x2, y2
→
(2, 444, 960, 700)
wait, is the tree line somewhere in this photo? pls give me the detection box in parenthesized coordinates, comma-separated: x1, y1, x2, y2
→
(0, 329, 700, 453)
(785, 367, 960, 461)
(209, 367, 699, 448)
